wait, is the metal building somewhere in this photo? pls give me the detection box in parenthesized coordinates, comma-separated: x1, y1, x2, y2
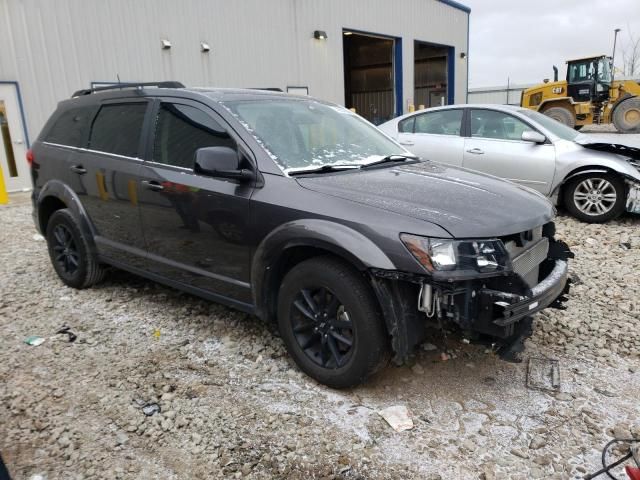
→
(468, 83, 532, 106)
(0, 0, 470, 192)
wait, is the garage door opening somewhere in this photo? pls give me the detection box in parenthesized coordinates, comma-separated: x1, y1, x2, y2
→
(414, 41, 451, 108)
(343, 31, 400, 125)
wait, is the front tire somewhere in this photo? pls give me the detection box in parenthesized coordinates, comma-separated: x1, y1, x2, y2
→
(277, 256, 388, 388)
(563, 173, 626, 223)
(543, 106, 576, 128)
(45, 209, 105, 289)
(613, 97, 640, 133)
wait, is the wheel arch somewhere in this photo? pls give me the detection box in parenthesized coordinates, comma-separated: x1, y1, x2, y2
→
(251, 219, 395, 324)
(538, 98, 575, 113)
(553, 166, 625, 206)
(36, 180, 97, 252)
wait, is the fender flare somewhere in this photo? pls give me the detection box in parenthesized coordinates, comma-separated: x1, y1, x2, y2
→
(36, 180, 98, 252)
(251, 219, 396, 321)
(536, 97, 575, 112)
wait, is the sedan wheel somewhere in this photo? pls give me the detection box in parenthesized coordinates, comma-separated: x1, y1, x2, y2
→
(563, 174, 626, 223)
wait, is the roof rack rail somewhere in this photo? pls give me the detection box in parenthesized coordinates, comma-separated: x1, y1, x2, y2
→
(72, 81, 185, 98)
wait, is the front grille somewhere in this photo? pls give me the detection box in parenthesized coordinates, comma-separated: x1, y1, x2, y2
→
(512, 237, 549, 278)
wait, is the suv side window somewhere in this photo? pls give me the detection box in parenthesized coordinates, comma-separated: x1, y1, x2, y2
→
(44, 106, 95, 148)
(470, 109, 530, 141)
(153, 103, 236, 169)
(89, 103, 147, 157)
(414, 110, 463, 135)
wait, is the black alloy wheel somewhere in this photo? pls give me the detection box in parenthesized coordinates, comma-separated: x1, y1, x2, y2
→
(277, 256, 389, 388)
(290, 286, 355, 369)
(51, 224, 80, 276)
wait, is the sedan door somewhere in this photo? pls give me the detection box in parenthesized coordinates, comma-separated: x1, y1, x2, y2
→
(396, 109, 464, 166)
(137, 99, 255, 306)
(463, 109, 556, 194)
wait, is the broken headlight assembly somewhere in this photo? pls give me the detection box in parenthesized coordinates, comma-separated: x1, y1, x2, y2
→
(400, 234, 512, 280)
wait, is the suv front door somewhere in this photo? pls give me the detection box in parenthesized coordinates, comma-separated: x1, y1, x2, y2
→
(137, 99, 255, 306)
(463, 108, 556, 194)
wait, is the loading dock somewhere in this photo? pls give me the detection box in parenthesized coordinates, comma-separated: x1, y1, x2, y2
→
(343, 31, 402, 125)
(414, 41, 453, 108)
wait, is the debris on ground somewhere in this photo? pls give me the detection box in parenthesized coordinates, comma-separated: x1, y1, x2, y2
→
(24, 336, 45, 346)
(142, 403, 161, 416)
(378, 405, 414, 432)
(55, 325, 77, 343)
(526, 356, 561, 391)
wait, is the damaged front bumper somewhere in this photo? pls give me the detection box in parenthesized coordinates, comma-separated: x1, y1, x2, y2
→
(370, 236, 573, 365)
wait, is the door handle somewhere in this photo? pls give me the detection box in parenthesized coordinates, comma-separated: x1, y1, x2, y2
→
(466, 148, 484, 155)
(70, 165, 87, 174)
(141, 180, 164, 192)
(399, 140, 415, 146)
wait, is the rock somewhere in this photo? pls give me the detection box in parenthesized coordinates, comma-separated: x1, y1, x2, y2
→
(533, 455, 552, 466)
(529, 436, 546, 449)
(555, 393, 573, 402)
(612, 424, 632, 439)
(510, 447, 529, 459)
(115, 432, 129, 446)
(411, 363, 424, 375)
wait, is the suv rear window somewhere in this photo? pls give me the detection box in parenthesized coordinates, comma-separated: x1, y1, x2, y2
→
(88, 103, 147, 158)
(44, 106, 95, 148)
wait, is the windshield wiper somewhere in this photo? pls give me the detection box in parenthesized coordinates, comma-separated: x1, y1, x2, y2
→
(287, 164, 361, 176)
(361, 154, 418, 169)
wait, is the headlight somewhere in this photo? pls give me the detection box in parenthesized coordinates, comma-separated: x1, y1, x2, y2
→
(400, 234, 511, 279)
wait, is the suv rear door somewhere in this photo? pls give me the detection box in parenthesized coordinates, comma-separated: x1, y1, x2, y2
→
(76, 99, 152, 268)
(137, 99, 255, 306)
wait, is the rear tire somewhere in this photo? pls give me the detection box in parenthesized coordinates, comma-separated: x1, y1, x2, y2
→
(543, 106, 575, 128)
(613, 97, 640, 133)
(563, 173, 626, 223)
(277, 256, 388, 388)
(45, 209, 105, 289)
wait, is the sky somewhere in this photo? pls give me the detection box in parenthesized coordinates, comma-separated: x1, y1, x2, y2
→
(463, 0, 640, 88)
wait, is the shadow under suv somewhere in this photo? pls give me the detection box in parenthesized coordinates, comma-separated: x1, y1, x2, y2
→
(30, 82, 573, 388)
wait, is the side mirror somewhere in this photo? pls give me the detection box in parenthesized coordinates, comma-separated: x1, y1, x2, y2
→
(194, 146, 255, 182)
(521, 130, 546, 144)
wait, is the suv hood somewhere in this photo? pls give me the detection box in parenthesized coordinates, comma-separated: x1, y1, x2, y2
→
(297, 161, 554, 238)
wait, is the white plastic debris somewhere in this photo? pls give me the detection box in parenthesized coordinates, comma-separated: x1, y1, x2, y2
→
(32, 233, 45, 241)
(378, 405, 414, 432)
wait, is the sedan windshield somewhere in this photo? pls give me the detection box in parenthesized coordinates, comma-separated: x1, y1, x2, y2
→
(222, 98, 407, 173)
(518, 109, 580, 142)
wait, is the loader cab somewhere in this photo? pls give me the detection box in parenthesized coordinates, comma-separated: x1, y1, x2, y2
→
(566, 55, 612, 104)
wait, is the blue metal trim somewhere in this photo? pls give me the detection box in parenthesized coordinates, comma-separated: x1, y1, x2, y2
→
(394, 38, 403, 116)
(0, 80, 30, 147)
(342, 29, 403, 117)
(466, 14, 470, 103)
(438, 0, 471, 14)
(447, 46, 455, 105)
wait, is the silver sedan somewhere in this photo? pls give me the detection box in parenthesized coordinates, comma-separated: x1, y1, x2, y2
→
(378, 104, 640, 223)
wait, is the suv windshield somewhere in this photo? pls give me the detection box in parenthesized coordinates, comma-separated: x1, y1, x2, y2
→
(518, 109, 580, 142)
(222, 98, 407, 173)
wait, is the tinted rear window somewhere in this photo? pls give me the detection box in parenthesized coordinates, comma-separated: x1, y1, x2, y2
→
(89, 103, 147, 157)
(44, 106, 95, 147)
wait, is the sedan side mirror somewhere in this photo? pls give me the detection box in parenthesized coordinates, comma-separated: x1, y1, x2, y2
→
(521, 130, 547, 144)
(194, 146, 255, 182)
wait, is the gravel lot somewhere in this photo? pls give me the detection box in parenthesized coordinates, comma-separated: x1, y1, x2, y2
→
(1, 193, 639, 480)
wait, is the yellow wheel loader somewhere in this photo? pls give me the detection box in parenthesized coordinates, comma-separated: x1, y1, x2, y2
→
(521, 55, 640, 132)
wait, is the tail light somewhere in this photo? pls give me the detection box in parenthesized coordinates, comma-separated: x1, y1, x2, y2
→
(627, 466, 640, 480)
(26, 149, 34, 167)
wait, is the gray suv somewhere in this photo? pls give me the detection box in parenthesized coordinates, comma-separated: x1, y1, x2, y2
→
(30, 82, 573, 387)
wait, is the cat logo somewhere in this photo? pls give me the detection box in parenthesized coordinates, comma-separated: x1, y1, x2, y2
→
(552, 87, 563, 94)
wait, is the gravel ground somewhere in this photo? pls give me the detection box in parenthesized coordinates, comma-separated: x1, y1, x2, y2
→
(1, 195, 639, 480)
